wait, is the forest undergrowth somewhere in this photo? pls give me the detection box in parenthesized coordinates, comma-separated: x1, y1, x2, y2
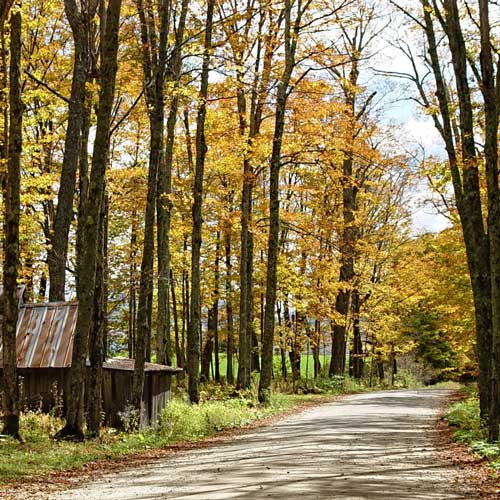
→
(444, 386, 500, 474)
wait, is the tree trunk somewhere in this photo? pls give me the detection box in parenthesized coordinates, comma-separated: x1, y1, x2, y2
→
(39, 273, 47, 300)
(330, 113, 357, 376)
(237, 164, 252, 388)
(200, 333, 213, 382)
(225, 228, 234, 384)
(182, 235, 189, 365)
(259, 0, 302, 403)
(75, 77, 92, 295)
(86, 194, 107, 436)
(351, 290, 363, 380)
(56, 0, 122, 439)
(248, 229, 258, 374)
(286, 306, 300, 389)
(420, 0, 493, 422)
(214, 235, 220, 382)
(188, 0, 214, 403)
(157, 0, 189, 367)
(164, 0, 189, 365)
(0, 10, 8, 165)
(391, 349, 397, 386)
(133, 0, 171, 411)
(234, 13, 277, 388)
(201, 235, 220, 383)
(232, 7, 278, 389)
(128, 214, 137, 359)
(377, 357, 385, 383)
(2, 6, 22, 439)
(48, 0, 95, 302)
(277, 303, 287, 380)
(476, 0, 500, 440)
(251, 327, 260, 373)
(313, 319, 321, 378)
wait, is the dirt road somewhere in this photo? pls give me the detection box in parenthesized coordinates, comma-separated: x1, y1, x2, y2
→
(52, 390, 473, 499)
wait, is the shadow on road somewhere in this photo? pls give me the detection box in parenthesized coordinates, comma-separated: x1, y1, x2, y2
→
(54, 390, 469, 500)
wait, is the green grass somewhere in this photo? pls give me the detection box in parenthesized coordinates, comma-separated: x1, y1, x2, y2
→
(274, 354, 332, 379)
(444, 387, 500, 472)
(186, 353, 332, 381)
(140, 351, 333, 380)
(206, 354, 440, 389)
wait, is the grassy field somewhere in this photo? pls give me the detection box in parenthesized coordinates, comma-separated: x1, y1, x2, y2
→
(209, 353, 332, 380)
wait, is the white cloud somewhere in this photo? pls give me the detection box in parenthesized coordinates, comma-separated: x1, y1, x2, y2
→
(411, 208, 450, 234)
(401, 117, 445, 158)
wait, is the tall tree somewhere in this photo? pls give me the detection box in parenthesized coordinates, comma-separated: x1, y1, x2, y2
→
(201, 232, 220, 382)
(259, 0, 304, 403)
(47, 0, 98, 301)
(133, 0, 171, 413)
(401, 0, 494, 428)
(1, 0, 22, 439)
(477, 0, 500, 440)
(86, 194, 108, 436)
(219, 0, 279, 389)
(224, 221, 234, 383)
(188, 0, 215, 403)
(57, 0, 122, 439)
(328, 2, 380, 376)
(157, 0, 190, 367)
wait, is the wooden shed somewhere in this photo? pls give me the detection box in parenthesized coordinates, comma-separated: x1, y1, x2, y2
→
(0, 293, 182, 427)
(101, 357, 180, 427)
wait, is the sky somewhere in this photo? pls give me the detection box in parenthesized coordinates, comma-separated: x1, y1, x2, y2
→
(400, 114, 451, 234)
(373, 31, 452, 235)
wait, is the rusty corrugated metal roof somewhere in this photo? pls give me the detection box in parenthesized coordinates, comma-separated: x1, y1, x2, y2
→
(0, 301, 182, 372)
(0, 302, 78, 368)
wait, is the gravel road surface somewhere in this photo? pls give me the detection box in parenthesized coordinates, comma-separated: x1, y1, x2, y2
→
(51, 390, 472, 499)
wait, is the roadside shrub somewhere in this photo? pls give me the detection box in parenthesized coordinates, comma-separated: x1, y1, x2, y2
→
(20, 411, 62, 442)
(443, 391, 500, 471)
(424, 381, 462, 390)
(117, 405, 140, 432)
(313, 375, 345, 394)
(444, 396, 483, 442)
(393, 370, 422, 389)
(471, 441, 500, 466)
(313, 375, 367, 395)
(158, 398, 267, 440)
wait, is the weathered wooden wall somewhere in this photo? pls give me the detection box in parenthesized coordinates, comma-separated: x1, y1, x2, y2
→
(0, 367, 173, 427)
